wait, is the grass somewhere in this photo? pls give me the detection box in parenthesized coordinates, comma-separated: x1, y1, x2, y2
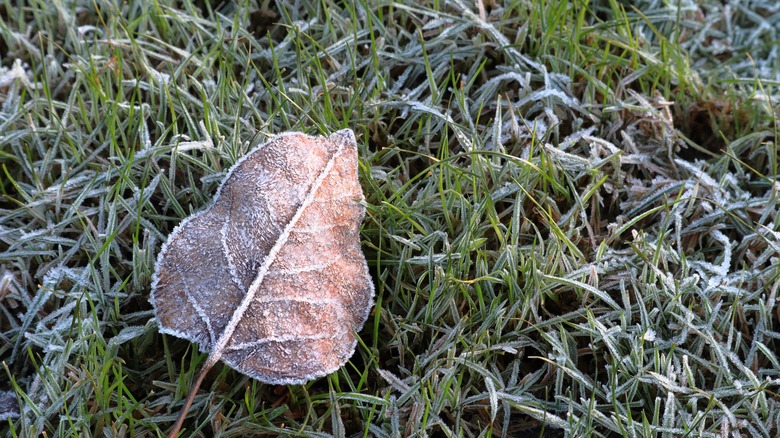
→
(1, 0, 779, 436)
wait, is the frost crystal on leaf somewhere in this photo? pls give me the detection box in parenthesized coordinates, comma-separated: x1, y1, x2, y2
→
(151, 129, 374, 385)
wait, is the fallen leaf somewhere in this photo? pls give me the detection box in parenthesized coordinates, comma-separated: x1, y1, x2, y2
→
(151, 129, 374, 436)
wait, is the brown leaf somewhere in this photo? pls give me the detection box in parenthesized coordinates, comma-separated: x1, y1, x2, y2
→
(151, 130, 374, 435)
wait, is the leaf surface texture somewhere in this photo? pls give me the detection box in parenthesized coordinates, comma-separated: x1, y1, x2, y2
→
(151, 130, 374, 384)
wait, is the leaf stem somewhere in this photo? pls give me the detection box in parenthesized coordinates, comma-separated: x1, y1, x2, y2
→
(167, 360, 215, 438)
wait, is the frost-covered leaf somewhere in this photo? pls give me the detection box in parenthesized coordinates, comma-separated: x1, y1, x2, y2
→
(151, 130, 374, 434)
(152, 129, 374, 383)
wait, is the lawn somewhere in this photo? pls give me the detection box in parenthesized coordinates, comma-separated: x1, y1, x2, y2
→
(1, 0, 779, 436)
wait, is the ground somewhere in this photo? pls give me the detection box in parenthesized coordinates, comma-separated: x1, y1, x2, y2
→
(1, 0, 779, 437)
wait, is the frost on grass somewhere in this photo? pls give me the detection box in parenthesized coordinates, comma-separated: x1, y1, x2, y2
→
(1, 0, 779, 436)
(0, 391, 20, 421)
(617, 0, 780, 81)
(151, 130, 374, 384)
